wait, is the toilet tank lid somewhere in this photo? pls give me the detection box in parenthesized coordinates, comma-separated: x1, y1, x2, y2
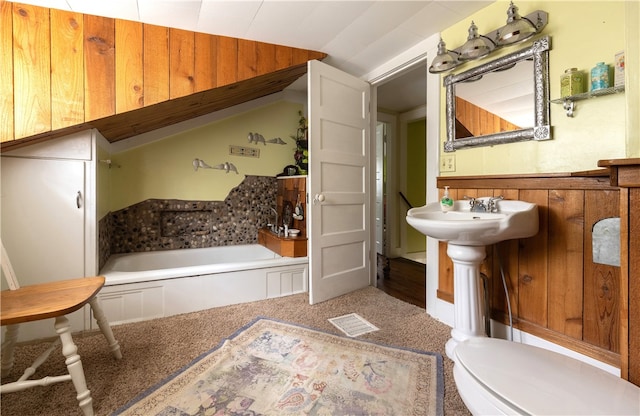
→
(455, 337, 640, 415)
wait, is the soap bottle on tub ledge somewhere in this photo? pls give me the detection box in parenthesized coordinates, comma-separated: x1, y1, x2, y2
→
(440, 186, 454, 212)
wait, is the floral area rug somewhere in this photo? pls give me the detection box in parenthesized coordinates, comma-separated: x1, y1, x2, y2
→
(114, 317, 443, 416)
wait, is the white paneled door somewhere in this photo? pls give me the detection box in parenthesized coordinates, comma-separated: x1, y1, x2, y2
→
(307, 60, 371, 305)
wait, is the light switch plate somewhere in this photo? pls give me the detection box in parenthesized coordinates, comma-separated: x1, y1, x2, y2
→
(441, 154, 456, 172)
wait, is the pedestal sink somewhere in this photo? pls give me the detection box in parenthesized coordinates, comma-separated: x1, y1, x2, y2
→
(406, 198, 538, 359)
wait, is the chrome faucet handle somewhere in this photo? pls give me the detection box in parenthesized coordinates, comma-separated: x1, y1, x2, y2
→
(463, 195, 476, 206)
(488, 195, 504, 212)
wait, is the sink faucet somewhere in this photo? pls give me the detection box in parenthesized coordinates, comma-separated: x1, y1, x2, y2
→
(464, 196, 504, 213)
(269, 207, 279, 234)
(488, 196, 504, 213)
(464, 196, 487, 212)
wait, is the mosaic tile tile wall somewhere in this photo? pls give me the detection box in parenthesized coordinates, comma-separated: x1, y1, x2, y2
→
(98, 175, 277, 269)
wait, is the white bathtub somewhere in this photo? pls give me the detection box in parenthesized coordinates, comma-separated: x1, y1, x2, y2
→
(97, 245, 308, 325)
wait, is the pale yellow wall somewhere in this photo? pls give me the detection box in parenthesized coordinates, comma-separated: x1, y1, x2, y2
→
(96, 141, 111, 219)
(406, 119, 427, 252)
(109, 101, 302, 211)
(440, 1, 629, 176)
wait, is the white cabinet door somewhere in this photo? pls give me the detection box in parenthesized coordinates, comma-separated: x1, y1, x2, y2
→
(1, 156, 87, 341)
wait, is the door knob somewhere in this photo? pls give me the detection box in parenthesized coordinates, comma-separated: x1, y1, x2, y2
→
(313, 194, 325, 204)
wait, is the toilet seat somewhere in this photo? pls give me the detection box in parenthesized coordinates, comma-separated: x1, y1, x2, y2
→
(454, 337, 640, 415)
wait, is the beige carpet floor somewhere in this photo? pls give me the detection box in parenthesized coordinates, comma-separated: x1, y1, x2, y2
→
(0, 286, 471, 416)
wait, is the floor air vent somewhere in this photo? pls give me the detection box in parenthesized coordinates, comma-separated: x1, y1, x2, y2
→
(328, 313, 379, 337)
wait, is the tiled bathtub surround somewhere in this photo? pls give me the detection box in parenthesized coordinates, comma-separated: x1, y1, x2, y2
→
(99, 175, 277, 268)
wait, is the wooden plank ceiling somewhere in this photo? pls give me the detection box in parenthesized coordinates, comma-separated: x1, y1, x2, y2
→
(0, 3, 326, 150)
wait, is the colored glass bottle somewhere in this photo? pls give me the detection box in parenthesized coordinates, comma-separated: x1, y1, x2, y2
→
(590, 62, 610, 91)
(560, 68, 584, 98)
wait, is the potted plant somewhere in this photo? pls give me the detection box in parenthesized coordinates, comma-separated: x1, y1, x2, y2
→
(291, 111, 308, 173)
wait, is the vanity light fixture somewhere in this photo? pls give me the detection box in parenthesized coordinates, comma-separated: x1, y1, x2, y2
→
(459, 21, 495, 61)
(428, 38, 460, 74)
(496, 1, 539, 46)
(428, 6, 548, 74)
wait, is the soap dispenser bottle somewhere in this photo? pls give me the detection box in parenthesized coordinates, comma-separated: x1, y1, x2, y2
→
(440, 186, 454, 212)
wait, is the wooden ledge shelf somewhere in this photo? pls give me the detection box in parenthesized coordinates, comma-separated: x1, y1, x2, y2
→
(258, 228, 307, 258)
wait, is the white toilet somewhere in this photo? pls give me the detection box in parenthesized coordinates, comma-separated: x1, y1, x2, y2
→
(453, 337, 640, 415)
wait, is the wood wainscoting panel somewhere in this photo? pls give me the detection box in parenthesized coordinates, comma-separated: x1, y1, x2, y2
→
(517, 189, 549, 328)
(583, 189, 620, 353)
(629, 188, 640, 384)
(547, 189, 585, 339)
(436, 187, 458, 303)
(596, 158, 640, 385)
(490, 189, 520, 320)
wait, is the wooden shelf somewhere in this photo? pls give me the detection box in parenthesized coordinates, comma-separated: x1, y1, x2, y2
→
(258, 228, 307, 258)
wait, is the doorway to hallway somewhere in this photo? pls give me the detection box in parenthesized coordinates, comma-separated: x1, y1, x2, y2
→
(375, 61, 427, 265)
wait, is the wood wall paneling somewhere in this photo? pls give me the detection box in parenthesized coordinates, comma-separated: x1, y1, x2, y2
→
(83, 15, 115, 121)
(12, 3, 51, 138)
(169, 28, 195, 99)
(216, 36, 238, 86)
(1, 1, 14, 142)
(143, 25, 170, 106)
(194, 32, 217, 92)
(238, 39, 257, 81)
(490, 189, 520, 320)
(115, 19, 143, 113)
(437, 187, 458, 303)
(619, 188, 630, 379)
(517, 189, 549, 327)
(629, 188, 640, 384)
(596, 159, 640, 385)
(275, 45, 293, 70)
(90, 65, 309, 142)
(257, 42, 276, 75)
(547, 189, 584, 339)
(50, 9, 84, 130)
(583, 190, 620, 352)
(437, 242, 454, 303)
(2, 3, 327, 147)
(292, 48, 310, 68)
(277, 177, 307, 237)
(455, 96, 520, 137)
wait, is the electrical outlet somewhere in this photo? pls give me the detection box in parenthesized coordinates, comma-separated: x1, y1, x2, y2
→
(441, 154, 456, 172)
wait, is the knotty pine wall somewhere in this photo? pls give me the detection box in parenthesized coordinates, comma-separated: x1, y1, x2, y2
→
(0, 2, 325, 144)
(277, 176, 307, 238)
(455, 96, 521, 138)
(437, 173, 622, 368)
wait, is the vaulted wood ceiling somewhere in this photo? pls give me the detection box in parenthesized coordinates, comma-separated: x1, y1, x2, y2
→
(0, 3, 326, 151)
